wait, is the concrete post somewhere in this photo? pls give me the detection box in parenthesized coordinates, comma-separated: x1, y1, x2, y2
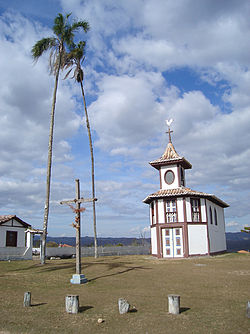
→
(247, 301, 250, 318)
(168, 294, 180, 315)
(23, 292, 31, 307)
(65, 295, 79, 314)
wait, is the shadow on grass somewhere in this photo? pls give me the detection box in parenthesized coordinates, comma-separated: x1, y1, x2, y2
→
(129, 308, 138, 313)
(31, 302, 47, 307)
(79, 305, 93, 313)
(180, 307, 190, 313)
(88, 265, 151, 282)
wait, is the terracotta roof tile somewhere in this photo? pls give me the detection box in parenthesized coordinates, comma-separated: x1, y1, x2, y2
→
(149, 142, 192, 169)
(143, 187, 229, 208)
(0, 215, 31, 227)
(0, 215, 16, 223)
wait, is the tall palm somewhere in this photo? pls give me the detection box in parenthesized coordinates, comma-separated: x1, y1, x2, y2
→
(31, 13, 89, 264)
(64, 42, 98, 258)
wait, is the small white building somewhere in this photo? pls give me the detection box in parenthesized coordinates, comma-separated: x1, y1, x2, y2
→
(0, 215, 37, 260)
(143, 128, 229, 258)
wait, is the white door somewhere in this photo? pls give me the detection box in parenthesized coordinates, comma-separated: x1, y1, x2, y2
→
(162, 228, 183, 258)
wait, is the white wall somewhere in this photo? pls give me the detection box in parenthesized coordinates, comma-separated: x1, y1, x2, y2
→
(200, 198, 207, 222)
(151, 227, 157, 255)
(0, 225, 26, 247)
(160, 165, 179, 189)
(188, 225, 208, 255)
(177, 198, 184, 222)
(206, 200, 226, 253)
(158, 199, 164, 224)
(186, 198, 192, 221)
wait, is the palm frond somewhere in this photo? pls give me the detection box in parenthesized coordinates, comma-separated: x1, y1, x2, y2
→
(53, 13, 65, 37)
(63, 68, 73, 80)
(31, 37, 57, 60)
(71, 20, 90, 33)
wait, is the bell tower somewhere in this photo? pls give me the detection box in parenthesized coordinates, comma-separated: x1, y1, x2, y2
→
(149, 120, 192, 190)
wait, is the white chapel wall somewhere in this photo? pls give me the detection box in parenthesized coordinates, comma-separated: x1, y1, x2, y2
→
(151, 227, 157, 254)
(177, 198, 184, 222)
(206, 200, 226, 253)
(160, 165, 179, 189)
(158, 199, 164, 224)
(188, 225, 208, 255)
(200, 198, 207, 222)
(185, 198, 192, 221)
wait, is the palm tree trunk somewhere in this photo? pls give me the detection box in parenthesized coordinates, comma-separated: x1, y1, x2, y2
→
(40, 61, 61, 265)
(80, 81, 98, 258)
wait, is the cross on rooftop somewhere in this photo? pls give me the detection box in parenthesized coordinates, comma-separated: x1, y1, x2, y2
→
(166, 127, 173, 143)
(165, 119, 174, 143)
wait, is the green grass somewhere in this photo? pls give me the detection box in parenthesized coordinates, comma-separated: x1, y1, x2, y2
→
(0, 253, 249, 333)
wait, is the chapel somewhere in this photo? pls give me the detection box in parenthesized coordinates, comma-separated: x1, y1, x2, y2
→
(143, 122, 229, 258)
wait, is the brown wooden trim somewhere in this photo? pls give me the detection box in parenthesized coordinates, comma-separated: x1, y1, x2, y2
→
(183, 198, 189, 258)
(150, 202, 154, 225)
(164, 199, 166, 223)
(160, 222, 185, 228)
(183, 224, 189, 258)
(156, 200, 159, 224)
(205, 199, 210, 255)
(177, 164, 181, 187)
(187, 222, 208, 225)
(159, 225, 163, 258)
(156, 224, 161, 258)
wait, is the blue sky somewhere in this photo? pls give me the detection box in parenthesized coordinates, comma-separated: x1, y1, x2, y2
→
(0, 0, 250, 237)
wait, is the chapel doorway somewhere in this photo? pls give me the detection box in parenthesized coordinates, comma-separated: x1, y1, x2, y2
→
(162, 228, 183, 258)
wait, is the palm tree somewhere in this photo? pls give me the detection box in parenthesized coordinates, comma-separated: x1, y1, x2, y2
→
(64, 42, 98, 258)
(31, 13, 89, 264)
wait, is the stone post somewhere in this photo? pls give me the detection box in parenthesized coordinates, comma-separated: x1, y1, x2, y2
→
(118, 298, 130, 314)
(65, 295, 79, 314)
(23, 292, 31, 307)
(247, 301, 250, 318)
(168, 294, 180, 315)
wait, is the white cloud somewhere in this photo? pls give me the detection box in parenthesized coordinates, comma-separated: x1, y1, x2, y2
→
(226, 221, 239, 227)
(1, 1, 250, 235)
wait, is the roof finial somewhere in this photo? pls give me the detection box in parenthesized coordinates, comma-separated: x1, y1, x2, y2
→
(165, 119, 173, 143)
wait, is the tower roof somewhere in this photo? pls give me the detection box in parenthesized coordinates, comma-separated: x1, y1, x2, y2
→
(149, 120, 192, 169)
(149, 141, 192, 170)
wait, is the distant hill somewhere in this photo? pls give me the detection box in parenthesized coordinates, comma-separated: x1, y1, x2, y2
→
(34, 236, 150, 247)
(34, 232, 250, 252)
(226, 232, 250, 252)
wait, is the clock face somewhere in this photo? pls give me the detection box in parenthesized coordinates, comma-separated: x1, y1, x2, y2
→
(164, 170, 175, 185)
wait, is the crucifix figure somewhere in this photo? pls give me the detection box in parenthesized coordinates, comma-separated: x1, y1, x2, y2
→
(60, 179, 97, 284)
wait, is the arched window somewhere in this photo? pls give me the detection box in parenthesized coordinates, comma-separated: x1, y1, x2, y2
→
(214, 208, 218, 226)
(209, 206, 213, 224)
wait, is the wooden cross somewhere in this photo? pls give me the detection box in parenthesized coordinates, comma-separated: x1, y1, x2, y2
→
(60, 179, 97, 275)
(166, 127, 173, 143)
